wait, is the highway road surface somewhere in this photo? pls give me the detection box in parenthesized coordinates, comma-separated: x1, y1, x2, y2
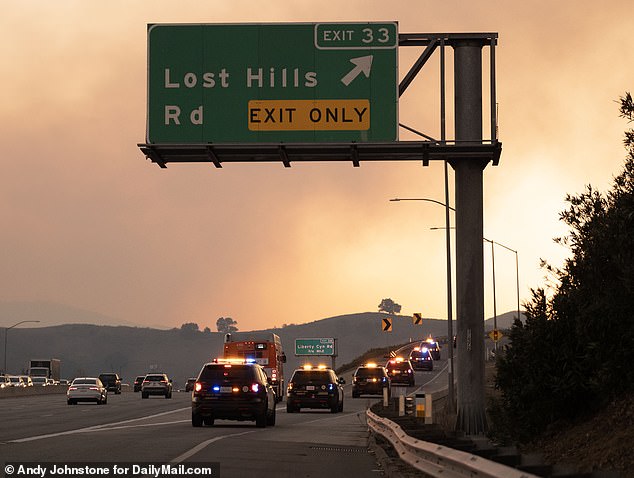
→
(0, 358, 446, 478)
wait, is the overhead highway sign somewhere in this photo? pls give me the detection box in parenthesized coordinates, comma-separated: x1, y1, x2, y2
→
(146, 22, 398, 144)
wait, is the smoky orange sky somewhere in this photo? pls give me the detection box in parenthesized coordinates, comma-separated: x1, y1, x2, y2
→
(1, 1, 632, 331)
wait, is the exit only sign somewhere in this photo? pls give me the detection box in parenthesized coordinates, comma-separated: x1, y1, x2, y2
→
(146, 22, 398, 143)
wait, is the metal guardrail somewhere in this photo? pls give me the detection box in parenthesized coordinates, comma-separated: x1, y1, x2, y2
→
(367, 409, 539, 478)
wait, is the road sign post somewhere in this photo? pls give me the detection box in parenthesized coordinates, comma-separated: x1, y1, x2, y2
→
(146, 22, 398, 144)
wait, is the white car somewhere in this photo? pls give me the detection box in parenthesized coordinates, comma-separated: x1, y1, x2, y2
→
(8, 376, 26, 387)
(67, 377, 108, 405)
(31, 377, 48, 386)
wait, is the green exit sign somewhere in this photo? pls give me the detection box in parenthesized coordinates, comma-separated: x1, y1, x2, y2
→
(146, 22, 398, 144)
(295, 338, 336, 356)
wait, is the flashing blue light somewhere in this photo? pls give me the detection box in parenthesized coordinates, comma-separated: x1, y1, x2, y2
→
(245, 358, 256, 364)
(212, 385, 220, 392)
(328, 384, 334, 391)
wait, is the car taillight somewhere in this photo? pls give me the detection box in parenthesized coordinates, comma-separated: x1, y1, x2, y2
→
(89, 387, 99, 390)
(287, 382, 293, 391)
(69, 386, 77, 391)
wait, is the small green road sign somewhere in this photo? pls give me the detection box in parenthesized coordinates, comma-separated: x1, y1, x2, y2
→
(295, 338, 336, 356)
(146, 22, 398, 144)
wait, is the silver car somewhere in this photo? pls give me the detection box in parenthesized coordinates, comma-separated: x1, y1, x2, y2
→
(8, 376, 26, 387)
(67, 377, 108, 405)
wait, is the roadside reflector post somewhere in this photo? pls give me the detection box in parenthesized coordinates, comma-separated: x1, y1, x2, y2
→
(383, 386, 389, 407)
(398, 395, 405, 416)
(416, 393, 425, 418)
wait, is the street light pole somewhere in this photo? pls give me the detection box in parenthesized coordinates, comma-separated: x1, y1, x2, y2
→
(390, 194, 456, 413)
(3, 320, 40, 374)
(483, 238, 498, 352)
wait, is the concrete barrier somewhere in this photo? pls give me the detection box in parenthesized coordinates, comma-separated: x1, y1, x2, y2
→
(0, 385, 68, 398)
(0, 384, 134, 398)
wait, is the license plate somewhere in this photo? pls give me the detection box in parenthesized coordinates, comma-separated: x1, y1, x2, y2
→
(220, 387, 232, 393)
(306, 385, 315, 391)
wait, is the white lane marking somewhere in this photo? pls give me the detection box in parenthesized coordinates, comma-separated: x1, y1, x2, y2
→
(411, 362, 449, 395)
(9, 407, 190, 443)
(88, 407, 190, 430)
(170, 431, 257, 463)
(299, 411, 359, 426)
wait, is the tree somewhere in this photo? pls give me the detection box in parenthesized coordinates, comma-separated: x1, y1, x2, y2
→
(491, 93, 634, 442)
(216, 317, 238, 334)
(378, 298, 402, 315)
(180, 323, 199, 332)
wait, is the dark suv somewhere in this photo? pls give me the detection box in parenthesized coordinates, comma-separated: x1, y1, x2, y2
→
(191, 360, 276, 428)
(286, 366, 344, 413)
(385, 358, 415, 386)
(352, 364, 390, 398)
(98, 373, 122, 394)
(133, 375, 145, 393)
(421, 340, 441, 360)
(409, 346, 434, 371)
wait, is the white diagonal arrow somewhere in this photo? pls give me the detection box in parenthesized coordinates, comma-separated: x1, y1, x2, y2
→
(340, 55, 373, 86)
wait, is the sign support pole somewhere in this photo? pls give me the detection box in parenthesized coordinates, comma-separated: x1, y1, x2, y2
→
(452, 39, 489, 435)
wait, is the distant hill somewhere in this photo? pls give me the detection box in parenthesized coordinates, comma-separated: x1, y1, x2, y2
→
(0, 300, 148, 328)
(2, 310, 523, 388)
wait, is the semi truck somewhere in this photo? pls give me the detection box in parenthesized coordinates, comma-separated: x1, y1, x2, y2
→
(223, 332, 286, 401)
(29, 359, 61, 383)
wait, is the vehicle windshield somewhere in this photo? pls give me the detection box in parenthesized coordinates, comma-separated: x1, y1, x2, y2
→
(199, 365, 254, 382)
(388, 362, 411, 370)
(355, 368, 384, 378)
(291, 370, 333, 384)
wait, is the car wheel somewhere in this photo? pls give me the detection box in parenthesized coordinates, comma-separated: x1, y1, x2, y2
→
(338, 400, 344, 412)
(142, 392, 148, 399)
(255, 406, 268, 428)
(266, 406, 276, 426)
(192, 413, 203, 427)
(102, 395, 107, 405)
(286, 403, 295, 413)
(203, 416, 214, 426)
(330, 401, 338, 413)
(67, 399, 74, 405)
(352, 392, 359, 398)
